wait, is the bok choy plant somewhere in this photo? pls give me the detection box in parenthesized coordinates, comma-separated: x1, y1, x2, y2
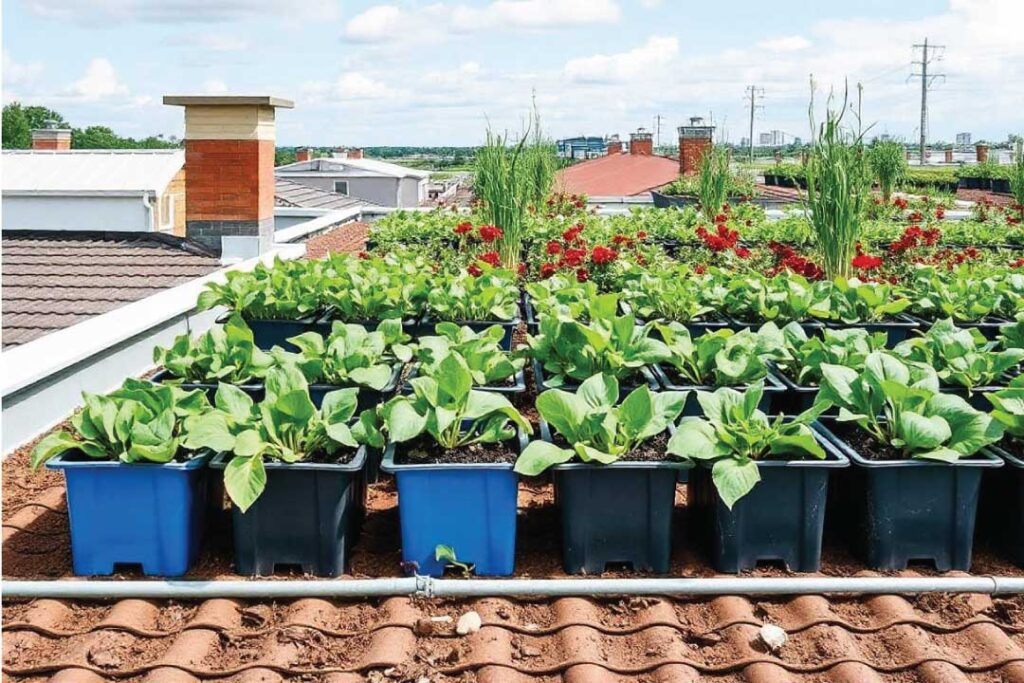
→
(154, 313, 273, 384)
(415, 323, 524, 386)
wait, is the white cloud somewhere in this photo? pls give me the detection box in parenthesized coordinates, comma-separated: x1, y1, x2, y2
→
(170, 32, 249, 51)
(564, 36, 677, 83)
(335, 72, 403, 100)
(201, 79, 228, 94)
(67, 58, 129, 100)
(757, 35, 811, 52)
(344, 0, 620, 44)
(25, 0, 338, 23)
(2, 51, 44, 86)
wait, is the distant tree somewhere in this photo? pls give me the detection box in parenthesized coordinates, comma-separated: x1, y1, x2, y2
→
(72, 125, 121, 148)
(2, 103, 32, 148)
(276, 148, 297, 166)
(22, 105, 68, 131)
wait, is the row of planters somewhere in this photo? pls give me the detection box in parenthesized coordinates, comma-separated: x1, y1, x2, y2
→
(956, 163, 1017, 193)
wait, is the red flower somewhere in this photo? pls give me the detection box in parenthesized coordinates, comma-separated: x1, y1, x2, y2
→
(454, 221, 473, 235)
(936, 207, 945, 219)
(591, 245, 618, 265)
(479, 250, 501, 267)
(714, 213, 728, 224)
(517, 263, 527, 277)
(562, 224, 585, 242)
(908, 211, 923, 223)
(636, 230, 648, 240)
(467, 263, 483, 277)
(546, 240, 562, 255)
(540, 262, 557, 278)
(734, 247, 751, 259)
(574, 200, 585, 209)
(357, 251, 370, 260)
(852, 253, 883, 271)
(478, 224, 503, 242)
(694, 264, 707, 275)
(1011, 258, 1024, 269)
(611, 234, 630, 246)
(575, 268, 590, 283)
(562, 247, 588, 267)
(893, 197, 908, 210)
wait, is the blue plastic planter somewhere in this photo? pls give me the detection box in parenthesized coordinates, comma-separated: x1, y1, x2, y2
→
(380, 428, 527, 577)
(47, 450, 213, 576)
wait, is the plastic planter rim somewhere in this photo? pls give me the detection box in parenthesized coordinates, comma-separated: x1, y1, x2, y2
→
(536, 418, 689, 472)
(822, 313, 920, 328)
(403, 363, 526, 394)
(209, 446, 367, 473)
(532, 358, 659, 394)
(315, 309, 421, 329)
(651, 363, 787, 394)
(813, 419, 1004, 469)
(689, 420, 850, 470)
(46, 448, 214, 471)
(306, 362, 403, 396)
(150, 368, 262, 395)
(217, 311, 320, 326)
(380, 425, 529, 473)
(983, 442, 1024, 469)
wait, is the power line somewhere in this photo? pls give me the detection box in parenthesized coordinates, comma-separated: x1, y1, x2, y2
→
(744, 84, 764, 161)
(909, 38, 946, 164)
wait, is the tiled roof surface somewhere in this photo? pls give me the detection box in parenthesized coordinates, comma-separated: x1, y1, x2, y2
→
(1, 232, 220, 349)
(274, 178, 371, 210)
(555, 153, 680, 197)
(304, 221, 370, 259)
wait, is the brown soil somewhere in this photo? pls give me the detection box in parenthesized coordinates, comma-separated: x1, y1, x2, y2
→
(828, 422, 904, 461)
(550, 430, 672, 464)
(393, 436, 519, 465)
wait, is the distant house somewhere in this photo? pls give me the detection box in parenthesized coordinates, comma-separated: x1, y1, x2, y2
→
(557, 136, 607, 159)
(1, 149, 187, 234)
(274, 152, 430, 208)
(555, 131, 679, 197)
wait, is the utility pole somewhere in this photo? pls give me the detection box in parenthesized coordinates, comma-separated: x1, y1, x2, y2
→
(653, 114, 663, 150)
(745, 85, 764, 162)
(911, 38, 945, 165)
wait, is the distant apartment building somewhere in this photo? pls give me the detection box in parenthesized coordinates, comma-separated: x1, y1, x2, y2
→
(956, 132, 972, 146)
(759, 130, 786, 147)
(556, 136, 607, 159)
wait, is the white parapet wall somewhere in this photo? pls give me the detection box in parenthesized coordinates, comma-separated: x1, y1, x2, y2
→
(0, 243, 305, 456)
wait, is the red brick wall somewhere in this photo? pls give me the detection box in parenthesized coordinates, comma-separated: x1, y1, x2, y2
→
(184, 138, 275, 221)
(295, 148, 312, 162)
(606, 140, 622, 155)
(976, 144, 989, 163)
(630, 138, 653, 156)
(32, 137, 70, 150)
(680, 138, 712, 175)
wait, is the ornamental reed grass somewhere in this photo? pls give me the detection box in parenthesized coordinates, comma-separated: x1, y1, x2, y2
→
(804, 84, 870, 280)
(697, 147, 730, 224)
(474, 105, 557, 270)
(868, 140, 907, 202)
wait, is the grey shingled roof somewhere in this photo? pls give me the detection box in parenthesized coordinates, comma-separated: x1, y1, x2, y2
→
(2, 231, 220, 349)
(274, 177, 374, 210)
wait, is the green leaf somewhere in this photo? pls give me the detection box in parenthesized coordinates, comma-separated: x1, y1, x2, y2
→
(578, 373, 618, 410)
(348, 365, 393, 391)
(712, 458, 761, 509)
(385, 400, 428, 442)
(514, 441, 575, 475)
(898, 412, 951, 451)
(667, 418, 728, 460)
(619, 385, 654, 437)
(182, 413, 236, 452)
(30, 431, 81, 469)
(215, 384, 255, 421)
(233, 429, 263, 457)
(224, 454, 267, 513)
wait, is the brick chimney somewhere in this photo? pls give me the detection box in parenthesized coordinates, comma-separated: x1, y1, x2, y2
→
(678, 116, 715, 175)
(976, 143, 989, 163)
(163, 95, 294, 256)
(347, 148, 364, 160)
(295, 147, 313, 162)
(629, 128, 653, 156)
(31, 123, 72, 150)
(606, 135, 622, 155)
(944, 147, 954, 164)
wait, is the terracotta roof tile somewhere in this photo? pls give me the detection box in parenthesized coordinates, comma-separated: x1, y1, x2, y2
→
(1, 232, 220, 349)
(555, 153, 680, 197)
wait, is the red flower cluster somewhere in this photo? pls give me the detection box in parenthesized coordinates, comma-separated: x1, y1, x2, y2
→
(546, 240, 562, 255)
(453, 221, 473, 235)
(928, 247, 981, 269)
(562, 224, 585, 243)
(467, 263, 483, 277)
(893, 197, 909, 210)
(935, 207, 945, 219)
(479, 251, 501, 267)
(907, 210, 924, 223)
(696, 224, 740, 252)
(889, 225, 941, 254)
(478, 224, 503, 242)
(766, 242, 824, 280)
(357, 251, 370, 260)
(591, 245, 619, 265)
(852, 253, 883, 271)
(1011, 258, 1024, 269)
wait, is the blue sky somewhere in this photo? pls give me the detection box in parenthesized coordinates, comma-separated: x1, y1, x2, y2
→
(3, 0, 1022, 146)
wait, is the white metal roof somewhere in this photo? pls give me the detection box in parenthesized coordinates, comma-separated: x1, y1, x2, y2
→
(1, 149, 185, 195)
(275, 157, 430, 179)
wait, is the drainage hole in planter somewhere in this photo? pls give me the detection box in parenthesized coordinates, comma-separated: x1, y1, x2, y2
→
(110, 563, 146, 576)
(750, 558, 790, 571)
(603, 561, 636, 573)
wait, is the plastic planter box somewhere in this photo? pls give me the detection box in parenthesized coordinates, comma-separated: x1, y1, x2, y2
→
(46, 450, 213, 576)
(314, 311, 422, 338)
(767, 365, 825, 416)
(689, 424, 849, 572)
(381, 428, 528, 577)
(549, 423, 686, 574)
(820, 419, 1003, 571)
(150, 369, 264, 404)
(211, 448, 366, 577)
(824, 315, 920, 348)
(651, 365, 786, 416)
(219, 314, 318, 351)
(532, 358, 659, 397)
(403, 363, 525, 395)
(306, 363, 404, 412)
(980, 443, 1024, 566)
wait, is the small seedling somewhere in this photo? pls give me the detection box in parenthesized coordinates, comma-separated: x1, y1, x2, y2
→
(435, 544, 473, 577)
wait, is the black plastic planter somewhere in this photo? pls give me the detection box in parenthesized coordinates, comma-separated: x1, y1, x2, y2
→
(824, 314, 920, 348)
(981, 443, 1024, 566)
(403, 363, 525, 395)
(547, 423, 686, 574)
(306, 363, 404, 412)
(314, 312, 422, 338)
(768, 365, 826, 415)
(150, 369, 264, 404)
(689, 426, 849, 572)
(532, 358, 659, 397)
(210, 448, 366, 577)
(939, 381, 1012, 410)
(651, 365, 787, 416)
(222, 315, 318, 351)
(992, 178, 1011, 194)
(820, 419, 1003, 571)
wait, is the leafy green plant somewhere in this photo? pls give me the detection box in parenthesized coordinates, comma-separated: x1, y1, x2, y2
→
(31, 380, 210, 468)
(1011, 147, 1024, 219)
(770, 322, 887, 385)
(894, 318, 1024, 392)
(515, 373, 687, 474)
(909, 268, 1006, 322)
(197, 258, 324, 320)
(999, 314, 1024, 350)
(724, 273, 831, 323)
(525, 293, 670, 386)
(655, 322, 772, 386)
(868, 140, 907, 202)
(815, 352, 1003, 462)
(435, 544, 473, 576)
(379, 353, 531, 450)
(321, 253, 431, 322)
(667, 384, 827, 507)
(184, 366, 363, 511)
(804, 88, 870, 279)
(525, 275, 598, 321)
(828, 278, 911, 323)
(278, 319, 413, 390)
(154, 313, 273, 384)
(427, 270, 520, 322)
(986, 375, 1024, 440)
(416, 323, 524, 386)
(697, 147, 731, 223)
(620, 268, 716, 322)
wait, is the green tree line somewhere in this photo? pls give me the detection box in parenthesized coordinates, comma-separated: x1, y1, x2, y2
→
(2, 102, 179, 150)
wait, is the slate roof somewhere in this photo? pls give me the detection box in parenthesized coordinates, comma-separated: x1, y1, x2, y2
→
(274, 177, 371, 210)
(555, 152, 681, 197)
(1, 231, 220, 349)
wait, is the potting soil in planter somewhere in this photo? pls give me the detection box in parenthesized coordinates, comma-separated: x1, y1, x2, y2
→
(823, 421, 1002, 571)
(47, 450, 213, 576)
(212, 447, 366, 577)
(690, 426, 849, 572)
(382, 431, 525, 577)
(551, 431, 686, 574)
